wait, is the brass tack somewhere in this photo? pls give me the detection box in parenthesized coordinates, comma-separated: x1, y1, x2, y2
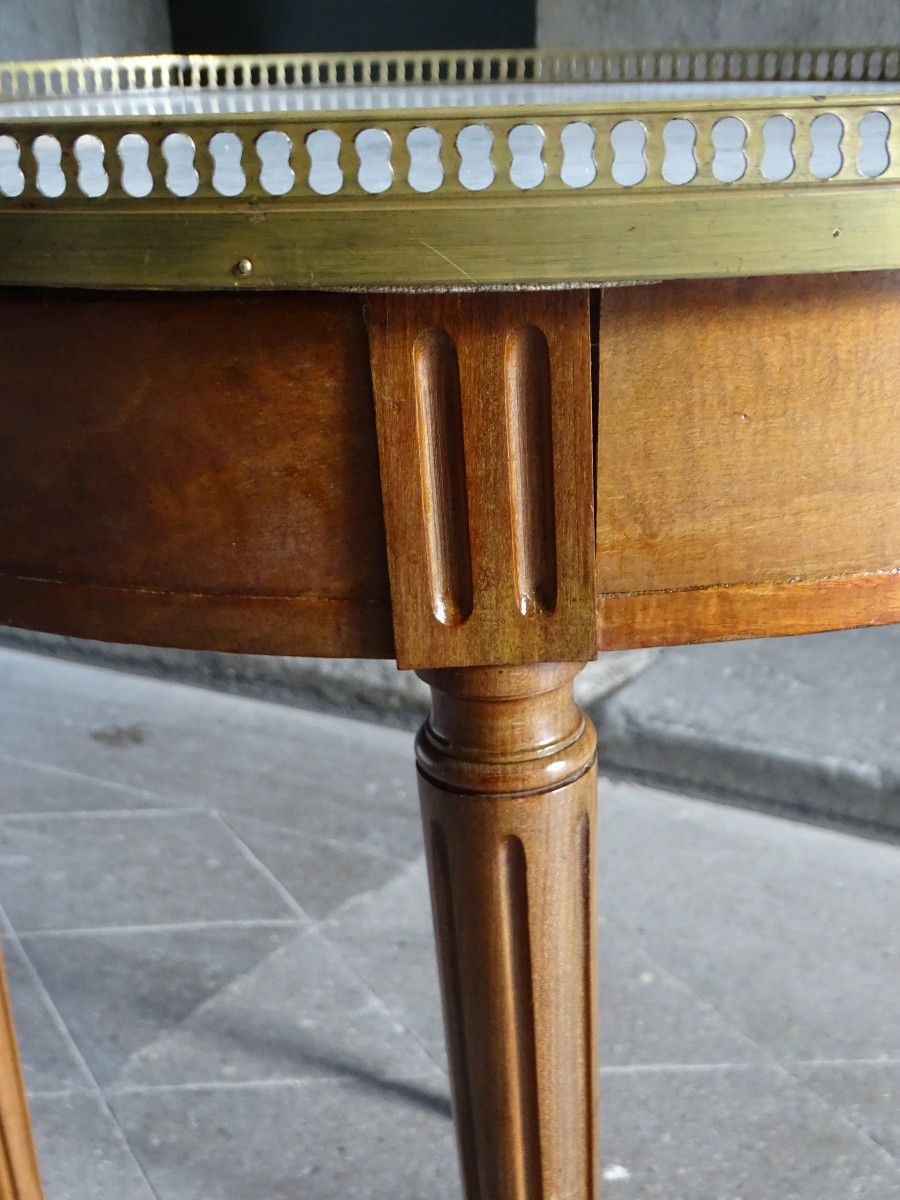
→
(235, 258, 253, 276)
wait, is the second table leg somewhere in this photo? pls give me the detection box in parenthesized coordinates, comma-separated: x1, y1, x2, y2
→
(0, 945, 43, 1200)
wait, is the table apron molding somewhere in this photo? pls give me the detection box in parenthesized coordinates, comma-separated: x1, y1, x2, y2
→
(6, 569, 900, 660)
(597, 572, 900, 650)
(0, 576, 396, 659)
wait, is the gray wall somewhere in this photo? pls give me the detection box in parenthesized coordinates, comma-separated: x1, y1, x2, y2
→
(538, 1, 900, 49)
(0, 0, 171, 60)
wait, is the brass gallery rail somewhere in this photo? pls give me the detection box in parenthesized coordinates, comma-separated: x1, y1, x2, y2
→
(0, 47, 899, 288)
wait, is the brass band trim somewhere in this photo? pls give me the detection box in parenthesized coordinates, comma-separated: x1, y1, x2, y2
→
(0, 183, 895, 290)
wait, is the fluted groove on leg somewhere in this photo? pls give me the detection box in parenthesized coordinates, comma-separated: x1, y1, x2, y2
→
(417, 663, 599, 1200)
(501, 834, 543, 1200)
(578, 808, 599, 1197)
(428, 819, 483, 1200)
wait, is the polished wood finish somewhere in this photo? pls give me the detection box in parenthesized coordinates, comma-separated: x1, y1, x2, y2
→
(0, 576, 393, 659)
(368, 292, 596, 669)
(597, 570, 900, 650)
(0, 289, 393, 657)
(0, 950, 42, 1200)
(417, 664, 599, 1200)
(596, 272, 900, 599)
(7, 278, 900, 658)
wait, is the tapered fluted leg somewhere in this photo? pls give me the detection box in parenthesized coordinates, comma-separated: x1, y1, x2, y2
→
(416, 663, 599, 1200)
(0, 947, 42, 1200)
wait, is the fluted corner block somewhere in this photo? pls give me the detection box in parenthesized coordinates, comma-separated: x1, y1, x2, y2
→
(367, 291, 596, 670)
(416, 662, 599, 1200)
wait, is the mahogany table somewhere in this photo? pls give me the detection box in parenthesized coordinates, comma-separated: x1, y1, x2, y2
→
(2, 43, 900, 1198)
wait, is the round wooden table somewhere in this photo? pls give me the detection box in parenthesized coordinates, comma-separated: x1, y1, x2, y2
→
(2, 43, 900, 1198)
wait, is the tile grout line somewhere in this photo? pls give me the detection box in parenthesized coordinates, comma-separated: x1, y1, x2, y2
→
(312, 857, 451, 1079)
(213, 810, 311, 921)
(0, 906, 95, 1096)
(20, 918, 306, 939)
(209, 824, 448, 1081)
(794, 1056, 900, 1068)
(773, 1054, 900, 1174)
(1, 804, 416, 871)
(606, 915, 789, 1066)
(599, 1058, 900, 1075)
(225, 811, 413, 868)
(314, 853, 428, 930)
(613, 916, 900, 1174)
(0, 749, 180, 805)
(0, 899, 165, 1200)
(0, 806, 198, 823)
(108, 1077, 356, 1095)
(25, 1087, 94, 1101)
(104, 1057, 900, 1092)
(108, 928, 323, 1090)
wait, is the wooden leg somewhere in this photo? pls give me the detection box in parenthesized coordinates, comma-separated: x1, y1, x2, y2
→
(416, 663, 599, 1200)
(0, 947, 42, 1200)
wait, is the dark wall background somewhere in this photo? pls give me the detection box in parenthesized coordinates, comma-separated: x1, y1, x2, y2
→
(168, 1, 535, 54)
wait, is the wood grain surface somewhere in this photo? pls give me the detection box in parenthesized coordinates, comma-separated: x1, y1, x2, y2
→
(0, 576, 393, 659)
(6, 276, 900, 659)
(416, 664, 599, 1200)
(0, 289, 393, 657)
(368, 292, 596, 669)
(596, 272, 900, 597)
(597, 571, 900, 650)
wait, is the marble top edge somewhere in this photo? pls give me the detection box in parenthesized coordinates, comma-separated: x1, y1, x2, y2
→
(3, 81, 900, 120)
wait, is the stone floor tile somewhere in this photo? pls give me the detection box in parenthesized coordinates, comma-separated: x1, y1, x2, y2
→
(591, 626, 900, 830)
(21, 925, 301, 1086)
(223, 813, 412, 919)
(0, 647, 422, 860)
(111, 1078, 458, 1200)
(1, 936, 90, 1095)
(321, 858, 447, 1068)
(4, 648, 900, 1198)
(599, 917, 759, 1068)
(597, 778, 900, 1063)
(0, 812, 300, 932)
(0, 648, 189, 799)
(29, 1093, 157, 1200)
(600, 1065, 900, 1199)
(117, 925, 444, 1089)
(192, 711, 421, 862)
(794, 1062, 900, 1162)
(0, 753, 164, 815)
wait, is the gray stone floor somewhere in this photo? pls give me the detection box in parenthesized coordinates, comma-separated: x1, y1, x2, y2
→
(1, 645, 899, 1199)
(593, 625, 900, 834)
